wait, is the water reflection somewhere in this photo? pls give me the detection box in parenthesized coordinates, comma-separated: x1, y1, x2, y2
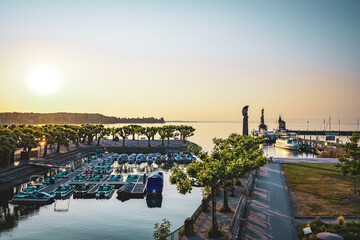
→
(146, 196, 162, 208)
(0, 189, 40, 233)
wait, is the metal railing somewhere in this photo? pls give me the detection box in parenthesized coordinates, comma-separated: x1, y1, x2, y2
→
(229, 171, 256, 239)
(166, 225, 184, 240)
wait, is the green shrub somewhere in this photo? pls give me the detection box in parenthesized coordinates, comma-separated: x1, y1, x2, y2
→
(337, 216, 345, 225)
(153, 218, 171, 240)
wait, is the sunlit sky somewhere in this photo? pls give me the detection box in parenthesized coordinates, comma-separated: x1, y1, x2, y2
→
(0, 0, 359, 123)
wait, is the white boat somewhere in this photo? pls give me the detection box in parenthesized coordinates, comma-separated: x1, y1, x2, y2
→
(275, 137, 301, 150)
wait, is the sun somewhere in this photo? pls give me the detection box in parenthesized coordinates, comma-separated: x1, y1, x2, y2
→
(27, 65, 62, 95)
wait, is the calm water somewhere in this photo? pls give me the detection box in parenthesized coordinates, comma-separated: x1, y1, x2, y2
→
(0, 122, 354, 239)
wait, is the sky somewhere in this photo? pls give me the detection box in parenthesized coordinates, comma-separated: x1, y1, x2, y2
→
(0, 0, 359, 123)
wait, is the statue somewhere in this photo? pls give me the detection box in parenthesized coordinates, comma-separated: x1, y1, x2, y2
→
(259, 108, 267, 131)
(242, 105, 249, 136)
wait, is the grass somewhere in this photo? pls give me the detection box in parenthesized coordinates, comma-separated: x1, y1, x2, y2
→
(283, 163, 360, 216)
(297, 217, 360, 240)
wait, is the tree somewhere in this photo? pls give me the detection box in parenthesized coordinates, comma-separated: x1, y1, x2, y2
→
(213, 134, 268, 211)
(117, 126, 131, 146)
(170, 133, 269, 236)
(181, 126, 195, 143)
(153, 218, 171, 240)
(0, 128, 17, 166)
(158, 127, 167, 146)
(336, 132, 360, 197)
(144, 127, 158, 147)
(163, 125, 178, 146)
(128, 124, 142, 141)
(52, 126, 68, 153)
(16, 126, 39, 159)
(170, 146, 223, 236)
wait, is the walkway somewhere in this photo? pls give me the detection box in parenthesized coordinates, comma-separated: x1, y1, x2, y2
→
(271, 157, 338, 163)
(244, 163, 298, 240)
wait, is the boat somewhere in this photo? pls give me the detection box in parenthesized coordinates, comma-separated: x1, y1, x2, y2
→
(128, 155, 135, 165)
(21, 184, 44, 194)
(42, 177, 56, 185)
(147, 156, 154, 165)
(53, 185, 76, 198)
(117, 182, 134, 199)
(73, 185, 93, 198)
(174, 156, 182, 164)
(136, 155, 143, 164)
(166, 156, 175, 164)
(96, 185, 115, 198)
(275, 137, 301, 150)
(108, 174, 123, 181)
(54, 171, 71, 178)
(94, 166, 112, 174)
(146, 171, 164, 195)
(90, 174, 105, 181)
(12, 192, 55, 204)
(72, 175, 89, 182)
(126, 174, 139, 182)
(155, 156, 163, 165)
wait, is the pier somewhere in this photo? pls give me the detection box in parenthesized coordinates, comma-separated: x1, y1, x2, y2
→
(287, 130, 359, 136)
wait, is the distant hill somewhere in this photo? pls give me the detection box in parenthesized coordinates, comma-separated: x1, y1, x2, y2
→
(0, 112, 165, 124)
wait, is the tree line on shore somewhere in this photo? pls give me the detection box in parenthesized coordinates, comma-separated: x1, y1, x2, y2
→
(0, 124, 195, 167)
(0, 112, 165, 124)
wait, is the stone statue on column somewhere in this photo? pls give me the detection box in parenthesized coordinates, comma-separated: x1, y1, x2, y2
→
(242, 105, 249, 136)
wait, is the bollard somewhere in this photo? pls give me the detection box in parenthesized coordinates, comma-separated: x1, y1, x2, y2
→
(184, 217, 194, 236)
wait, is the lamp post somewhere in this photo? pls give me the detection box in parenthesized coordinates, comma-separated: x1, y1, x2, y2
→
(39, 140, 46, 158)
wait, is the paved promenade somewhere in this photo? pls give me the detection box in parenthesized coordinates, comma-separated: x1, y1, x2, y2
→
(271, 157, 338, 163)
(244, 163, 298, 240)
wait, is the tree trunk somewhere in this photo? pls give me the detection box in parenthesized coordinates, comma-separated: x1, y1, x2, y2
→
(223, 186, 229, 210)
(122, 138, 125, 146)
(167, 137, 170, 146)
(43, 144, 48, 157)
(56, 143, 61, 153)
(76, 139, 79, 148)
(161, 138, 164, 145)
(97, 138, 100, 146)
(148, 137, 151, 147)
(211, 186, 217, 230)
(132, 134, 135, 141)
(354, 176, 357, 196)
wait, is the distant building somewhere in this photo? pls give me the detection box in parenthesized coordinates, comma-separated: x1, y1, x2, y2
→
(278, 116, 286, 131)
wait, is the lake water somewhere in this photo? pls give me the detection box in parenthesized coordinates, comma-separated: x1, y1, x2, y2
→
(0, 121, 354, 239)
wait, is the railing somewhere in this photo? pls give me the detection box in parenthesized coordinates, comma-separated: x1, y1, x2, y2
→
(190, 194, 211, 221)
(166, 194, 211, 239)
(229, 171, 256, 239)
(166, 225, 184, 240)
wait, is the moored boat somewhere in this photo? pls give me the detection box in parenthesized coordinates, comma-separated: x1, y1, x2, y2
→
(89, 174, 106, 181)
(53, 185, 76, 198)
(12, 192, 55, 204)
(146, 171, 164, 195)
(95, 185, 115, 198)
(73, 185, 93, 198)
(108, 174, 123, 181)
(126, 174, 139, 182)
(72, 175, 90, 182)
(275, 137, 301, 150)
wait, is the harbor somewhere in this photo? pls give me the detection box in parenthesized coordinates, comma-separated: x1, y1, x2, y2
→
(10, 149, 195, 204)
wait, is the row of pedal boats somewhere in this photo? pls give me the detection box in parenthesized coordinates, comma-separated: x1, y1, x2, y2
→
(11, 172, 163, 204)
(117, 152, 196, 165)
